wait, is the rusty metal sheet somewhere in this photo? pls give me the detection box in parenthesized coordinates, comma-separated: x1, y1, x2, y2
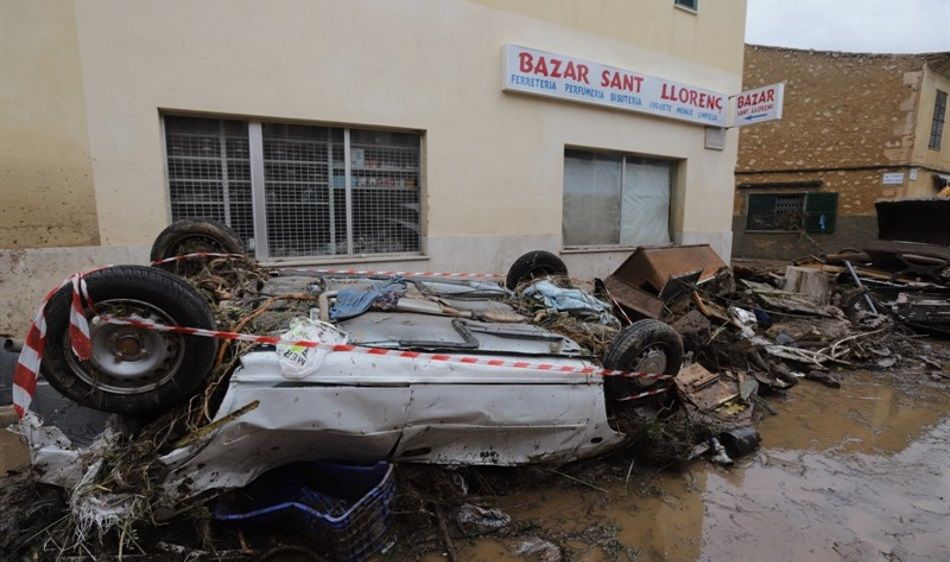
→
(658, 269, 703, 301)
(603, 276, 664, 319)
(609, 245, 728, 295)
(674, 363, 739, 412)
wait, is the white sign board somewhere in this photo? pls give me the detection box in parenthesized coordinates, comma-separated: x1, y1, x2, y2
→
(733, 83, 784, 127)
(882, 172, 905, 185)
(503, 44, 728, 127)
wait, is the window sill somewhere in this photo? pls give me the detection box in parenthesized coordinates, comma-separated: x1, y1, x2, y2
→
(744, 230, 832, 235)
(674, 4, 698, 15)
(561, 244, 666, 255)
(260, 253, 429, 268)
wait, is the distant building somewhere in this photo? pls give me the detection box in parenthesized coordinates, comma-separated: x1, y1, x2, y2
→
(733, 45, 950, 260)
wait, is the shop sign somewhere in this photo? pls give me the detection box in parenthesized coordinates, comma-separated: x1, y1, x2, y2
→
(503, 44, 728, 127)
(882, 172, 905, 185)
(733, 83, 784, 126)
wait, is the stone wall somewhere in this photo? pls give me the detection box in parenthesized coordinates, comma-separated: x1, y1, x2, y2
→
(733, 168, 886, 260)
(733, 45, 942, 259)
(737, 46, 926, 174)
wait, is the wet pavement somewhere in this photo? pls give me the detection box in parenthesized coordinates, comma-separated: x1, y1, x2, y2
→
(408, 372, 950, 561)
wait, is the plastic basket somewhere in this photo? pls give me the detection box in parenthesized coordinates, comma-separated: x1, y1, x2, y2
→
(214, 461, 395, 562)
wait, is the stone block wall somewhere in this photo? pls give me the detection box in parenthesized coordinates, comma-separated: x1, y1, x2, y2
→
(733, 45, 939, 260)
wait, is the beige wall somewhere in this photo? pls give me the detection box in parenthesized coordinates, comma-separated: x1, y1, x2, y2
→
(0, 0, 99, 248)
(1, 0, 744, 335)
(907, 64, 950, 196)
(67, 0, 741, 249)
(472, 0, 747, 74)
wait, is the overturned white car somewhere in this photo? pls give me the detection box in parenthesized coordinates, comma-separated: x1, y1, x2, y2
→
(17, 221, 684, 499)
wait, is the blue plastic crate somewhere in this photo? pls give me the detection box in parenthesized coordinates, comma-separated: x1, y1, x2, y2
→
(214, 461, 395, 562)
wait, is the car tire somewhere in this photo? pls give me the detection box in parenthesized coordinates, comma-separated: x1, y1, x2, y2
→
(150, 219, 245, 263)
(506, 250, 569, 289)
(602, 319, 683, 400)
(40, 265, 218, 414)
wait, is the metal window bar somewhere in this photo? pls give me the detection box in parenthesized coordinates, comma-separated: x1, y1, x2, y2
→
(260, 124, 341, 258)
(763, 194, 805, 231)
(164, 116, 253, 244)
(248, 122, 267, 257)
(349, 128, 422, 254)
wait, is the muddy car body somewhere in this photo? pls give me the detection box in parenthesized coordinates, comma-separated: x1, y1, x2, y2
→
(18, 223, 683, 499)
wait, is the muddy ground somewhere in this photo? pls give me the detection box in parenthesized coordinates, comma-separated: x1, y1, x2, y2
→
(386, 365, 950, 562)
(2, 359, 948, 561)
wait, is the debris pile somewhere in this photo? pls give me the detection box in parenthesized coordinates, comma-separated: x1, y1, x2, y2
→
(2, 232, 947, 561)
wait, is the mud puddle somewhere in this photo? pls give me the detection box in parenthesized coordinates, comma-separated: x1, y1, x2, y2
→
(406, 372, 950, 561)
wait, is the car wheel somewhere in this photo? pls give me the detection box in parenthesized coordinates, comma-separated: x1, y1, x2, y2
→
(150, 219, 245, 263)
(602, 319, 684, 400)
(506, 250, 569, 289)
(40, 265, 218, 414)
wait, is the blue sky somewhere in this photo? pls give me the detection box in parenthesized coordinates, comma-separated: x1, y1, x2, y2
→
(746, 0, 950, 53)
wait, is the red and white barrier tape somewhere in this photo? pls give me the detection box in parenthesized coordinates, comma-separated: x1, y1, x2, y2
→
(98, 316, 671, 382)
(617, 386, 670, 402)
(152, 252, 505, 279)
(12, 271, 101, 419)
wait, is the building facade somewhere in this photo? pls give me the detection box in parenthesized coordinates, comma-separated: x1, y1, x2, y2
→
(733, 45, 950, 260)
(1, 0, 747, 335)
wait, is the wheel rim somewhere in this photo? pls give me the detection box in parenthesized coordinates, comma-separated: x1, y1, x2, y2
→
(633, 345, 668, 387)
(63, 299, 185, 395)
(173, 234, 224, 255)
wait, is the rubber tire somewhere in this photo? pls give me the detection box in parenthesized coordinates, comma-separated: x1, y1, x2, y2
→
(41, 265, 218, 415)
(602, 319, 684, 401)
(506, 250, 569, 289)
(150, 219, 245, 263)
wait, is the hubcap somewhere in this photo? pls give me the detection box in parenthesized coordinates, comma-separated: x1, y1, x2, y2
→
(65, 299, 185, 395)
(175, 234, 224, 255)
(634, 345, 668, 387)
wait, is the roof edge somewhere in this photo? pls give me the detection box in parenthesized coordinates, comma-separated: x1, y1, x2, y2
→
(745, 43, 949, 60)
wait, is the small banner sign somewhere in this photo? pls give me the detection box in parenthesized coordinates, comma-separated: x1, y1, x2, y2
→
(733, 83, 785, 127)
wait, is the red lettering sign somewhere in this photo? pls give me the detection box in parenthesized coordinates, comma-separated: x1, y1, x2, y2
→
(661, 84, 722, 110)
(518, 51, 590, 84)
(600, 70, 644, 93)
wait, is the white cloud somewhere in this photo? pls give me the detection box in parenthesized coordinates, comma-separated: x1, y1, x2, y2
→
(746, 0, 950, 53)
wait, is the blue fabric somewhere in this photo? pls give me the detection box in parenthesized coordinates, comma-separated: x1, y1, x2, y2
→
(522, 280, 614, 323)
(330, 279, 406, 320)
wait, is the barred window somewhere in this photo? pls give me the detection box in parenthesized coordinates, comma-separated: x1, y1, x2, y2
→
(746, 192, 837, 233)
(165, 116, 253, 243)
(929, 90, 946, 150)
(165, 116, 422, 259)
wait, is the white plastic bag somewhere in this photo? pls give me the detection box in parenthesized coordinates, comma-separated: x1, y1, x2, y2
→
(277, 318, 348, 379)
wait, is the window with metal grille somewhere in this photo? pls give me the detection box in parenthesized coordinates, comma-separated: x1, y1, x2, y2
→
(165, 116, 254, 244)
(929, 90, 947, 150)
(675, 0, 698, 12)
(746, 192, 837, 233)
(562, 148, 674, 247)
(164, 116, 422, 259)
